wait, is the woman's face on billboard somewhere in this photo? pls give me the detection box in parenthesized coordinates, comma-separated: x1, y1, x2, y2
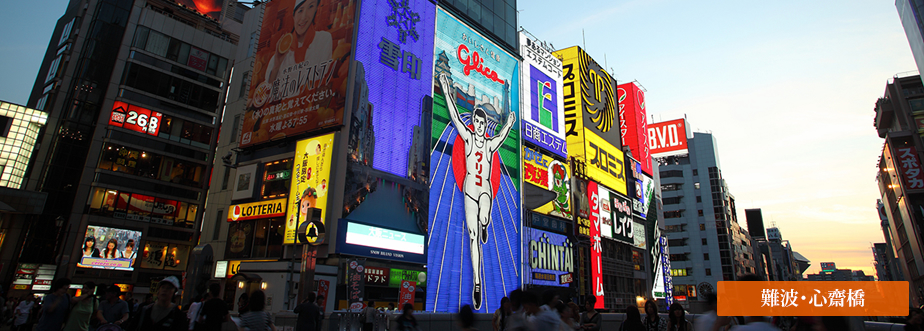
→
(294, 1, 318, 38)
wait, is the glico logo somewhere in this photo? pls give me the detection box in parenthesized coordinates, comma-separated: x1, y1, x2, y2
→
(457, 44, 506, 85)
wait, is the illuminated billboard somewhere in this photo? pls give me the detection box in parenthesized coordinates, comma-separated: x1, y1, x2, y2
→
(629, 158, 653, 218)
(587, 181, 605, 309)
(648, 118, 689, 157)
(227, 199, 286, 222)
(428, 8, 520, 313)
(617, 82, 651, 175)
(519, 32, 566, 158)
(553, 46, 624, 193)
(285, 133, 334, 244)
(109, 101, 162, 136)
(337, 219, 426, 264)
(820, 262, 836, 271)
(523, 145, 571, 219)
(527, 228, 574, 287)
(241, 0, 356, 147)
(78, 225, 142, 271)
(611, 193, 633, 245)
(172, 0, 223, 20)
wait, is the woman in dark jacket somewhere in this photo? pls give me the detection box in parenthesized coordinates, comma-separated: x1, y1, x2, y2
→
(619, 305, 644, 331)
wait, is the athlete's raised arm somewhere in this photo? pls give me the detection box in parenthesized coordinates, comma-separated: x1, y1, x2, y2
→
(489, 111, 516, 152)
(439, 73, 471, 143)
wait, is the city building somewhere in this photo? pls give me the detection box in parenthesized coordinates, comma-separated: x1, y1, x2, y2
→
(805, 265, 874, 281)
(896, 0, 924, 83)
(0, 102, 48, 189)
(656, 123, 756, 311)
(873, 73, 924, 305)
(19, 0, 240, 297)
(874, 242, 904, 281)
(754, 226, 807, 281)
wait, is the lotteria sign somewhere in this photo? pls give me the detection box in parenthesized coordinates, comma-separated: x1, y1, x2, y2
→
(527, 228, 574, 287)
(227, 199, 287, 222)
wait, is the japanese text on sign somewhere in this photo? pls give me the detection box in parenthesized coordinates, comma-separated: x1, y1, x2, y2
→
(899, 146, 924, 189)
(718, 281, 907, 316)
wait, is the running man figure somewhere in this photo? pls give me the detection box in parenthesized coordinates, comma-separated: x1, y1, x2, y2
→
(438, 73, 515, 310)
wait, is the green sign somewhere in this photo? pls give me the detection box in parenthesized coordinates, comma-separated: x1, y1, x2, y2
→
(388, 268, 426, 288)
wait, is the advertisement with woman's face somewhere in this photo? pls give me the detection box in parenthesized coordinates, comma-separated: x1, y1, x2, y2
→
(77, 225, 142, 271)
(241, 0, 356, 147)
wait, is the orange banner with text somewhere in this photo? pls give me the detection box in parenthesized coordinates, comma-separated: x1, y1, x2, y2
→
(717, 281, 907, 316)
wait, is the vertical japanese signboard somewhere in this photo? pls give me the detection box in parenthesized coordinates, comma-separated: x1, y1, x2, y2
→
(241, 0, 356, 147)
(660, 236, 673, 306)
(597, 186, 612, 238)
(587, 181, 604, 309)
(346, 259, 366, 309)
(427, 8, 520, 313)
(317, 279, 330, 313)
(519, 32, 566, 158)
(648, 118, 689, 158)
(574, 178, 590, 237)
(523, 145, 572, 218)
(285, 133, 334, 244)
(553, 46, 625, 195)
(611, 193, 633, 244)
(617, 82, 651, 175)
(891, 136, 924, 191)
(398, 280, 417, 306)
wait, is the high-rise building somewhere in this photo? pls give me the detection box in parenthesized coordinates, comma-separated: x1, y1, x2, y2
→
(19, 0, 240, 296)
(896, 0, 924, 83)
(873, 73, 924, 305)
(805, 268, 874, 281)
(656, 126, 755, 310)
(752, 226, 807, 281)
(0, 102, 48, 189)
(875, 242, 904, 281)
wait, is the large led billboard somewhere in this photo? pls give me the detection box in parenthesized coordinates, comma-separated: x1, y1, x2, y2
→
(428, 8, 520, 313)
(519, 33, 566, 158)
(527, 228, 574, 287)
(337, 219, 426, 264)
(285, 133, 334, 244)
(241, 0, 356, 147)
(523, 145, 571, 219)
(78, 225, 142, 271)
(648, 118, 689, 158)
(554, 46, 625, 195)
(617, 82, 651, 175)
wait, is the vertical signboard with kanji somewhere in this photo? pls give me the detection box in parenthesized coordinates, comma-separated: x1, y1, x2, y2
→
(428, 8, 521, 314)
(611, 193, 633, 244)
(317, 279, 330, 313)
(399, 280, 417, 306)
(890, 136, 924, 192)
(617, 82, 651, 175)
(660, 236, 673, 306)
(519, 32, 566, 158)
(587, 181, 604, 309)
(346, 259, 366, 309)
(285, 134, 334, 244)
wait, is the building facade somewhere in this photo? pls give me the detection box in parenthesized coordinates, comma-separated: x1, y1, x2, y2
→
(897, 0, 924, 83)
(20, 0, 239, 296)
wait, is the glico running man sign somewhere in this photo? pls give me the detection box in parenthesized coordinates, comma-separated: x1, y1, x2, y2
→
(428, 8, 521, 314)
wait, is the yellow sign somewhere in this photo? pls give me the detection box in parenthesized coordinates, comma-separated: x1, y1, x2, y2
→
(522, 145, 573, 218)
(554, 47, 625, 195)
(227, 198, 287, 222)
(227, 261, 242, 278)
(285, 133, 335, 244)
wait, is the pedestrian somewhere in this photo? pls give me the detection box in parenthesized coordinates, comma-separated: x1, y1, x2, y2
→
(134, 276, 188, 331)
(694, 293, 719, 331)
(505, 290, 526, 331)
(531, 291, 559, 330)
(293, 292, 319, 331)
(197, 283, 230, 331)
(36, 278, 72, 331)
(13, 296, 34, 331)
(555, 301, 576, 331)
(394, 303, 417, 331)
(185, 296, 204, 331)
(99, 285, 131, 329)
(618, 306, 644, 331)
(315, 295, 325, 329)
(666, 303, 692, 331)
(492, 297, 509, 331)
(908, 309, 924, 331)
(237, 293, 249, 315)
(579, 297, 600, 331)
(63, 281, 99, 331)
(362, 301, 377, 331)
(238, 290, 275, 331)
(459, 304, 477, 331)
(643, 300, 667, 331)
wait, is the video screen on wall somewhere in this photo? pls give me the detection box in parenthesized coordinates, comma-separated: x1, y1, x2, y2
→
(77, 225, 142, 271)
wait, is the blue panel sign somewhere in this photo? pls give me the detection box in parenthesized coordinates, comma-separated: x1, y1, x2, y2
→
(336, 219, 427, 264)
(527, 228, 574, 287)
(428, 8, 521, 313)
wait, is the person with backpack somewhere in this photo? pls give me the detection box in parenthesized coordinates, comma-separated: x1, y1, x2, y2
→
(63, 281, 101, 331)
(36, 278, 72, 331)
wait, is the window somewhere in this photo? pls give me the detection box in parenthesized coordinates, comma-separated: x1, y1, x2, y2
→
(59, 18, 76, 46)
(213, 210, 223, 240)
(705, 268, 712, 276)
(238, 71, 251, 99)
(664, 211, 684, 218)
(221, 167, 230, 190)
(702, 238, 708, 245)
(700, 224, 706, 231)
(667, 238, 687, 247)
(664, 224, 686, 233)
(659, 170, 683, 178)
(663, 197, 682, 205)
(704, 253, 710, 260)
(85, 186, 198, 228)
(225, 218, 284, 259)
(0, 116, 11, 137)
(231, 114, 241, 143)
(696, 196, 702, 203)
(97, 143, 207, 188)
(698, 210, 704, 216)
(45, 55, 63, 83)
(669, 254, 689, 261)
(662, 183, 683, 191)
(694, 182, 701, 189)
(670, 269, 689, 277)
(692, 169, 698, 176)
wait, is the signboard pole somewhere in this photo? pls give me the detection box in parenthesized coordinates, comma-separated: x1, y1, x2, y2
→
(298, 244, 317, 305)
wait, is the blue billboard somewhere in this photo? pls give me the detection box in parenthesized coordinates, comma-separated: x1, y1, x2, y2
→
(342, 0, 435, 237)
(527, 228, 574, 287)
(428, 8, 521, 313)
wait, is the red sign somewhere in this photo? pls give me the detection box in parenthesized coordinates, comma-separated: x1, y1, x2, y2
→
(617, 83, 652, 175)
(587, 181, 604, 309)
(109, 101, 162, 136)
(896, 143, 924, 190)
(364, 266, 389, 286)
(316, 279, 330, 313)
(347, 260, 365, 305)
(648, 119, 688, 157)
(398, 280, 416, 307)
(674, 295, 687, 301)
(118, 193, 180, 218)
(187, 47, 209, 71)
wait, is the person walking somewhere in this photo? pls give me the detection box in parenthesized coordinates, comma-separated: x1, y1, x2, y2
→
(643, 300, 667, 331)
(99, 285, 130, 329)
(579, 297, 600, 331)
(63, 282, 100, 331)
(293, 292, 319, 331)
(238, 290, 275, 331)
(394, 303, 417, 331)
(185, 296, 205, 331)
(666, 303, 692, 331)
(134, 276, 188, 331)
(694, 293, 720, 331)
(492, 297, 509, 331)
(555, 302, 576, 331)
(36, 278, 72, 331)
(361, 301, 377, 331)
(197, 283, 230, 331)
(459, 305, 478, 331)
(908, 309, 924, 331)
(619, 306, 644, 331)
(13, 296, 35, 331)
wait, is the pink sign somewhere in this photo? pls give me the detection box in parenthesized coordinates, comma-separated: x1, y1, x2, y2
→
(898, 145, 924, 190)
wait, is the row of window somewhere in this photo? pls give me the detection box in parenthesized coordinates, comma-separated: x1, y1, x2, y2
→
(122, 62, 221, 113)
(98, 143, 206, 188)
(86, 187, 198, 228)
(132, 26, 229, 77)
